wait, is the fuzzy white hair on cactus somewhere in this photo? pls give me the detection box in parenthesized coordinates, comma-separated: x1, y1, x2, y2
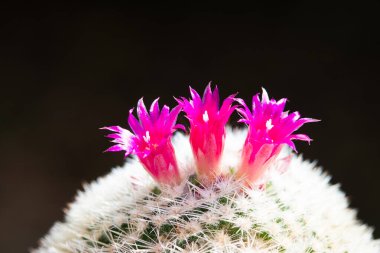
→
(34, 85, 379, 253)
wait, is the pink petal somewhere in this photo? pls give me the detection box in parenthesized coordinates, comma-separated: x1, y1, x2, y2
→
(128, 109, 143, 136)
(106, 133, 121, 139)
(235, 97, 251, 118)
(261, 88, 270, 104)
(158, 105, 170, 126)
(219, 93, 236, 116)
(137, 98, 151, 129)
(174, 124, 186, 132)
(212, 84, 220, 106)
(189, 86, 201, 102)
(285, 140, 297, 152)
(203, 83, 213, 103)
(252, 93, 261, 112)
(276, 98, 287, 112)
(167, 105, 182, 128)
(149, 98, 160, 120)
(238, 119, 250, 124)
(100, 126, 123, 132)
(290, 134, 313, 144)
(104, 144, 124, 152)
(236, 107, 250, 120)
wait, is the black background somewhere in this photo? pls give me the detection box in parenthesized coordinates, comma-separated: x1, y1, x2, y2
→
(1, 2, 379, 252)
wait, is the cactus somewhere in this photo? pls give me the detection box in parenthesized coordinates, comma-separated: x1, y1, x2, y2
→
(35, 86, 379, 252)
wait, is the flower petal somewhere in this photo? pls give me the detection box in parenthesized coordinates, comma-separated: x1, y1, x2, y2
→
(104, 144, 125, 152)
(128, 109, 143, 136)
(137, 98, 151, 129)
(149, 98, 160, 121)
(290, 134, 313, 144)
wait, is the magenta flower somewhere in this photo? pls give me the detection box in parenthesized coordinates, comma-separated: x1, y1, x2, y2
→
(176, 84, 237, 181)
(236, 88, 319, 185)
(102, 98, 184, 185)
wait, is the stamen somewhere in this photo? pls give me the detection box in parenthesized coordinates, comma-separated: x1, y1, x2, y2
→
(143, 131, 150, 142)
(266, 119, 274, 130)
(203, 110, 209, 122)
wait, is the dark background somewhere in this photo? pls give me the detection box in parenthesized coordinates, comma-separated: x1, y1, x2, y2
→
(1, 2, 379, 252)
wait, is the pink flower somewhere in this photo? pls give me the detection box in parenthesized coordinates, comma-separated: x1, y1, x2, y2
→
(177, 84, 237, 181)
(102, 98, 184, 185)
(236, 88, 319, 185)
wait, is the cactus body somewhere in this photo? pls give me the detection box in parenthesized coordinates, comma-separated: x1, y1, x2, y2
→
(35, 129, 379, 252)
